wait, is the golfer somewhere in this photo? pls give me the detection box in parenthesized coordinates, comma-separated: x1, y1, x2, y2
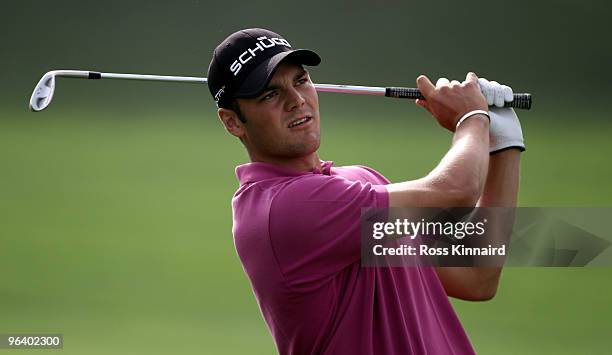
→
(207, 28, 524, 355)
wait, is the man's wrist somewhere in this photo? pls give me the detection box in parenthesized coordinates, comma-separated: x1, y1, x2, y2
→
(490, 145, 525, 155)
(456, 110, 490, 129)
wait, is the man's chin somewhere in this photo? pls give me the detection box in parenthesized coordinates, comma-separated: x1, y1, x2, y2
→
(304, 136, 321, 154)
(283, 139, 320, 159)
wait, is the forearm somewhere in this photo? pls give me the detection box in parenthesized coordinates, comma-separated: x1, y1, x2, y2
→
(477, 149, 521, 207)
(431, 115, 490, 203)
(472, 149, 521, 293)
(437, 149, 521, 301)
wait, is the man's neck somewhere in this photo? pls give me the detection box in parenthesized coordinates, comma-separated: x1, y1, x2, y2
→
(250, 153, 322, 173)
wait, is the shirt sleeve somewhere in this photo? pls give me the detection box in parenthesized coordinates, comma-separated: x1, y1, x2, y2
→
(269, 174, 388, 290)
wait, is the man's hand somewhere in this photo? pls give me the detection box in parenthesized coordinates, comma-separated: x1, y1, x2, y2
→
(416, 72, 488, 132)
(478, 77, 526, 153)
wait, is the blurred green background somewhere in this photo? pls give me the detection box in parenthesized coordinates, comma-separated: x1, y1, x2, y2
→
(1, 0, 611, 354)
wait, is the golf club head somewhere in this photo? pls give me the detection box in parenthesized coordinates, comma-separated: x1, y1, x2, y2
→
(29, 73, 56, 111)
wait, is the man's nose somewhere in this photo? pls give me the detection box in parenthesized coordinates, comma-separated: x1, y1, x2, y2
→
(285, 87, 305, 111)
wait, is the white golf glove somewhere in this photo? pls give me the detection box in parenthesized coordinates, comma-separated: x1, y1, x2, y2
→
(478, 77, 526, 154)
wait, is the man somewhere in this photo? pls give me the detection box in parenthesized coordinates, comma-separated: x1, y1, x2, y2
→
(207, 28, 524, 354)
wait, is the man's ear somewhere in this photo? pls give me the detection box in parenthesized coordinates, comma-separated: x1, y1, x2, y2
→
(218, 108, 245, 139)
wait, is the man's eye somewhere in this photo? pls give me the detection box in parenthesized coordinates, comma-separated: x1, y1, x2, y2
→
(297, 77, 308, 85)
(262, 91, 277, 101)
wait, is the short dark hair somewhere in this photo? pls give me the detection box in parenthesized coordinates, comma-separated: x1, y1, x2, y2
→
(230, 99, 247, 123)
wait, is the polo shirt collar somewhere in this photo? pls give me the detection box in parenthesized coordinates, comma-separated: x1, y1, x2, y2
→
(236, 160, 334, 184)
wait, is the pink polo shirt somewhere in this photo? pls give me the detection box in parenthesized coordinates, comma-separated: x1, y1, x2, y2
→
(232, 161, 475, 355)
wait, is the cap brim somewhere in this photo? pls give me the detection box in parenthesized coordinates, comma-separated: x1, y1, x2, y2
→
(233, 49, 321, 99)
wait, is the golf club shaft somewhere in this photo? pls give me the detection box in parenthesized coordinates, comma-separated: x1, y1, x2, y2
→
(39, 70, 533, 110)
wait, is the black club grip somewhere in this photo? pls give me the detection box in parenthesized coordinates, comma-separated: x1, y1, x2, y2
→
(385, 87, 532, 110)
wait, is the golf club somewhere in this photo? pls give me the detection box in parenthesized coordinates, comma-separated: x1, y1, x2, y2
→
(29, 70, 532, 112)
